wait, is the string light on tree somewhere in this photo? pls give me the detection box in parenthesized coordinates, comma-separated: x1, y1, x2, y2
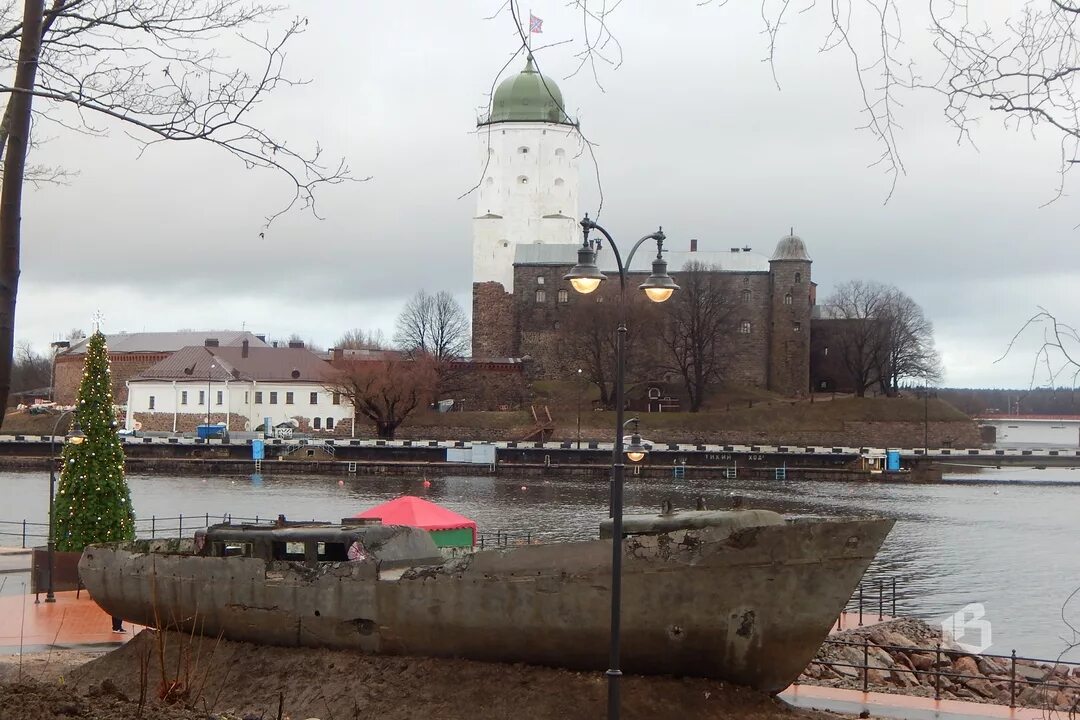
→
(53, 331, 136, 552)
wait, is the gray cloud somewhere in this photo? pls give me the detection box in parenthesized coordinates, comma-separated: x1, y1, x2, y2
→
(15, 2, 1080, 387)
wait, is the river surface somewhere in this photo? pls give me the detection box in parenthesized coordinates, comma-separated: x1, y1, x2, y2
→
(0, 467, 1077, 661)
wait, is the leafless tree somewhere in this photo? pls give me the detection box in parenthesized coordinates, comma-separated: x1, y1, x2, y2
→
(335, 328, 387, 351)
(998, 306, 1080, 388)
(325, 355, 437, 440)
(555, 292, 658, 408)
(568, 2, 1080, 203)
(10, 339, 50, 395)
(876, 288, 943, 395)
(394, 290, 470, 361)
(393, 290, 471, 399)
(659, 262, 736, 412)
(823, 281, 892, 397)
(0, 0, 352, 427)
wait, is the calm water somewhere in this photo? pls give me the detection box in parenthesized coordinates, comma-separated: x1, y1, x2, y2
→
(1, 467, 1077, 661)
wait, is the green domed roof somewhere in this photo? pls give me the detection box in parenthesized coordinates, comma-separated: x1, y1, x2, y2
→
(482, 56, 574, 125)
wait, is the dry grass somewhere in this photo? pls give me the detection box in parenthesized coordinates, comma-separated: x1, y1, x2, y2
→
(404, 397, 970, 436)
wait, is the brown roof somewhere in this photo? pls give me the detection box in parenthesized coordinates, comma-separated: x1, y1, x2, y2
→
(134, 346, 333, 383)
(64, 330, 267, 355)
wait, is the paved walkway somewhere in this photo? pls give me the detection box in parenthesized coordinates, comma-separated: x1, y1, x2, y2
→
(0, 590, 141, 653)
(781, 683, 1065, 719)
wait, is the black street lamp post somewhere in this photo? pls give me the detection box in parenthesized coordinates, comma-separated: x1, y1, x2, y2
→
(564, 213, 678, 720)
(206, 362, 215, 431)
(577, 368, 583, 450)
(43, 410, 83, 603)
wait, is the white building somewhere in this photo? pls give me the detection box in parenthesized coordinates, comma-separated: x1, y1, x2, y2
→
(977, 415, 1080, 448)
(126, 343, 354, 435)
(473, 55, 584, 292)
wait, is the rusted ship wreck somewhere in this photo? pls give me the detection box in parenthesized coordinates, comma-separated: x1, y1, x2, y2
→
(79, 508, 893, 693)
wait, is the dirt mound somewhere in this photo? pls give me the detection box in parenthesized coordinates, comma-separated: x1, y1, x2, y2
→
(0, 679, 218, 720)
(56, 630, 836, 720)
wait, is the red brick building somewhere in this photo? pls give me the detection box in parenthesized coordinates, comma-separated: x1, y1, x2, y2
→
(52, 331, 268, 406)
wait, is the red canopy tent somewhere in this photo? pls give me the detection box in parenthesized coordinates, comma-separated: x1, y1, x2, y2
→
(353, 496, 477, 547)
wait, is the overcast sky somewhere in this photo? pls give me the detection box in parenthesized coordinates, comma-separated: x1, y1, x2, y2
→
(15, 2, 1079, 389)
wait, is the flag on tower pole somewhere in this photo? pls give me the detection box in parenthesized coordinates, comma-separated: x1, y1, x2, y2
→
(529, 13, 543, 34)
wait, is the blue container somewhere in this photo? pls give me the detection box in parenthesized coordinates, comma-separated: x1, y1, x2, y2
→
(197, 424, 223, 439)
(886, 450, 901, 472)
(252, 439, 265, 460)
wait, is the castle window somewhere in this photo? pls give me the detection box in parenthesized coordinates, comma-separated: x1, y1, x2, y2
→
(198, 390, 205, 406)
(743, 277, 750, 285)
(332, 392, 341, 405)
(824, 346, 829, 356)
(148, 395, 155, 410)
(558, 289, 569, 303)
(286, 392, 294, 405)
(269, 392, 278, 404)
(517, 175, 529, 184)
(793, 322, 802, 332)
(181, 391, 188, 405)
(244, 391, 249, 404)
(255, 391, 263, 403)
(554, 321, 561, 331)
(741, 289, 751, 304)
(326, 417, 335, 430)
(310, 392, 318, 404)
(535, 289, 546, 303)
(596, 295, 604, 303)
(784, 293, 792, 305)
(740, 321, 752, 334)
(313, 417, 321, 430)
(518, 146, 529, 154)
(536, 276, 545, 285)
(216, 390, 223, 405)
(795, 272, 802, 284)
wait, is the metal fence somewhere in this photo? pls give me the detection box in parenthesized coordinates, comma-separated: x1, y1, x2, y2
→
(837, 578, 900, 628)
(0, 513, 290, 548)
(807, 636, 1079, 708)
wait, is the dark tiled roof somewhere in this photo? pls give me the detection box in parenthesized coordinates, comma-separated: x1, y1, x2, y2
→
(64, 331, 267, 355)
(134, 346, 332, 383)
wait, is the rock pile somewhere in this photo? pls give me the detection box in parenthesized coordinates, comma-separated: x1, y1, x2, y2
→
(798, 618, 1080, 712)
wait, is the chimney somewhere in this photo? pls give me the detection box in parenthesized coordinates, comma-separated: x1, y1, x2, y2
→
(730, 247, 740, 253)
(204, 338, 219, 347)
(690, 238, 698, 252)
(242, 339, 249, 358)
(333, 348, 344, 362)
(742, 246, 752, 252)
(288, 341, 305, 349)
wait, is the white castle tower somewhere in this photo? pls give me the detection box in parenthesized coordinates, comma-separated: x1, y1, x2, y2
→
(473, 55, 583, 291)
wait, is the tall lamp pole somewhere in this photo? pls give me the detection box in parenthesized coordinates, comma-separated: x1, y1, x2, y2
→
(924, 381, 929, 452)
(576, 368, 583, 450)
(564, 213, 678, 720)
(206, 361, 216, 433)
(43, 410, 83, 603)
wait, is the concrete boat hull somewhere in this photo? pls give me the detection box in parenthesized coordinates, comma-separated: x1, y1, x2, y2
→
(79, 517, 893, 693)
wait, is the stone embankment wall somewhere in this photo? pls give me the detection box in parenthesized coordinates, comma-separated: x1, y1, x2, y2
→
(394, 420, 981, 448)
(800, 618, 1079, 711)
(132, 412, 355, 437)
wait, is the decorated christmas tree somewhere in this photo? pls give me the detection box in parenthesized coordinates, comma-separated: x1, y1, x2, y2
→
(53, 331, 136, 551)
